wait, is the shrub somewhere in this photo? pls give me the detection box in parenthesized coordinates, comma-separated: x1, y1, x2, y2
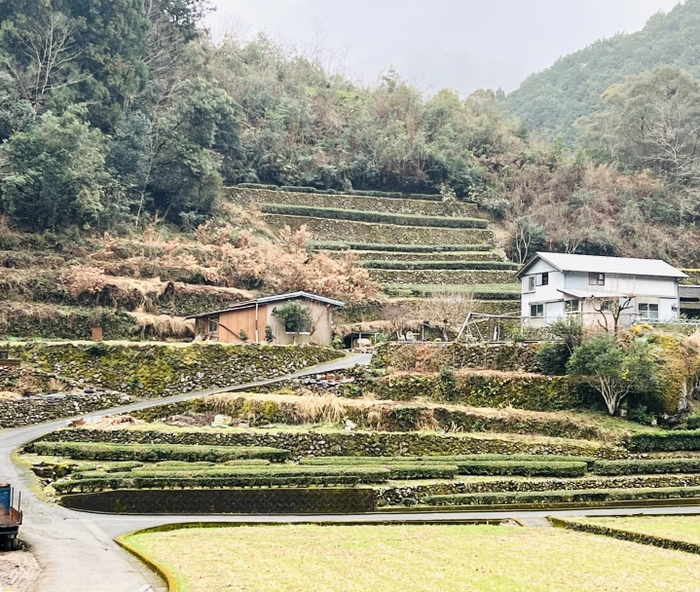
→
(361, 261, 517, 270)
(593, 458, 700, 475)
(455, 461, 588, 478)
(628, 431, 700, 452)
(31, 441, 291, 462)
(386, 464, 458, 480)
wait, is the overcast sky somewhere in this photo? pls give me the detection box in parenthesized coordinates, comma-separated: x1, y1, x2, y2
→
(206, 0, 683, 94)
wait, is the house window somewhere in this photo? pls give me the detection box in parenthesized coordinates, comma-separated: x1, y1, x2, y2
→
(565, 300, 580, 313)
(589, 273, 605, 286)
(208, 316, 219, 334)
(538, 273, 549, 286)
(526, 276, 536, 292)
(284, 317, 312, 334)
(599, 300, 612, 312)
(639, 303, 659, 320)
(530, 303, 544, 318)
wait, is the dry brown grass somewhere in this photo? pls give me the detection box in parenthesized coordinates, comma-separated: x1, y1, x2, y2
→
(16, 375, 40, 395)
(91, 415, 145, 430)
(132, 313, 195, 339)
(47, 378, 67, 393)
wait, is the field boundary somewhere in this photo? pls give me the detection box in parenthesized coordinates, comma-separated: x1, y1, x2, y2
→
(550, 517, 700, 555)
(115, 532, 180, 592)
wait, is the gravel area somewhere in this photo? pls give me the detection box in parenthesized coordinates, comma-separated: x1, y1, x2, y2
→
(0, 550, 40, 592)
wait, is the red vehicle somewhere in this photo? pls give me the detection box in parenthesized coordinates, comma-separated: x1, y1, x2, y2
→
(0, 484, 22, 551)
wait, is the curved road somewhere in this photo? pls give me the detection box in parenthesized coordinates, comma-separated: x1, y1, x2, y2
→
(4, 352, 700, 591)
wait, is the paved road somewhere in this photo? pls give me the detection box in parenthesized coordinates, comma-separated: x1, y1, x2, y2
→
(0, 354, 371, 592)
(6, 351, 700, 591)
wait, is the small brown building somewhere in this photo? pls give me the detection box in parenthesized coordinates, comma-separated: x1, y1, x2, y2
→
(188, 292, 344, 346)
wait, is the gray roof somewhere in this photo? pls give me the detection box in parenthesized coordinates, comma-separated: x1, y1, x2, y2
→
(680, 285, 700, 300)
(517, 252, 687, 280)
(187, 291, 344, 319)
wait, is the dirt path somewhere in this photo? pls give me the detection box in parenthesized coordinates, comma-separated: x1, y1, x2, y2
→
(0, 550, 40, 592)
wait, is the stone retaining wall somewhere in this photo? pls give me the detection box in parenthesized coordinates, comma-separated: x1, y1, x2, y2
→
(263, 214, 494, 246)
(0, 391, 132, 428)
(6, 342, 342, 398)
(367, 268, 516, 285)
(373, 342, 539, 373)
(228, 187, 478, 218)
(36, 428, 619, 461)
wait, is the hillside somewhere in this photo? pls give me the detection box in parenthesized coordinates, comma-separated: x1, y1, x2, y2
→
(505, 0, 700, 142)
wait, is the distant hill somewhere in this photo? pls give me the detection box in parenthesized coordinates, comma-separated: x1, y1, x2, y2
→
(505, 0, 700, 142)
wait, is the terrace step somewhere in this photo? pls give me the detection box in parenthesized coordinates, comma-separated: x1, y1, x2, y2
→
(260, 204, 488, 229)
(349, 251, 505, 262)
(383, 284, 522, 300)
(263, 214, 494, 246)
(312, 242, 492, 253)
(361, 260, 519, 271)
(370, 268, 517, 285)
(228, 186, 480, 217)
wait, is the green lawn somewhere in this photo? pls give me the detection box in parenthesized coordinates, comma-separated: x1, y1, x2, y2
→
(125, 524, 700, 592)
(575, 515, 700, 546)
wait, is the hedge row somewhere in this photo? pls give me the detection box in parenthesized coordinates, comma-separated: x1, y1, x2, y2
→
(593, 458, 700, 476)
(300, 454, 596, 467)
(53, 474, 375, 494)
(260, 204, 488, 229)
(422, 486, 700, 507)
(455, 461, 588, 478)
(382, 284, 521, 300)
(361, 260, 518, 271)
(628, 431, 700, 452)
(73, 461, 144, 473)
(31, 442, 290, 463)
(311, 241, 491, 253)
(236, 183, 445, 201)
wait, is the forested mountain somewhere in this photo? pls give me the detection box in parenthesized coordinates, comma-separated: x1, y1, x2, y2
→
(505, 0, 700, 143)
(2, 0, 700, 271)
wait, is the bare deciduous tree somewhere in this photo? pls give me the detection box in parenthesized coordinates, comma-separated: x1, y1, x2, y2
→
(419, 292, 476, 341)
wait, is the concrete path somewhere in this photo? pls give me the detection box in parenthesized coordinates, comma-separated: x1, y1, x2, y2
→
(0, 353, 370, 592)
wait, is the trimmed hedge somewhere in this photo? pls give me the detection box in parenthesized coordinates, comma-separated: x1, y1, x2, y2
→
(386, 464, 458, 480)
(260, 204, 488, 229)
(362, 260, 518, 271)
(594, 459, 700, 476)
(300, 454, 595, 467)
(312, 242, 490, 253)
(53, 466, 391, 493)
(628, 431, 700, 452)
(382, 284, 521, 300)
(422, 486, 700, 507)
(31, 442, 290, 463)
(73, 461, 144, 473)
(455, 461, 587, 478)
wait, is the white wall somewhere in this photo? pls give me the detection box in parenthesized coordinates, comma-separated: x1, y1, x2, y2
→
(521, 264, 681, 326)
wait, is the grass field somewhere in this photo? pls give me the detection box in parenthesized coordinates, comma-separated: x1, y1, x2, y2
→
(576, 515, 700, 546)
(124, 524, 700, 592)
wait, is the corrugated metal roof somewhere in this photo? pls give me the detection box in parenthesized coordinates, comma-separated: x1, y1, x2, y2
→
(680, 285, 700, 300)
(517, 252, 687, 279)
(186, 291, 344, 319)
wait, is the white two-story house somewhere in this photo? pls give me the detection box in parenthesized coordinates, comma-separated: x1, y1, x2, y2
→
(517, 252, 687, 329)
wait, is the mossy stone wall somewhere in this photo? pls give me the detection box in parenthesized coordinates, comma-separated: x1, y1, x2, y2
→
(377, 473, 700, 506)
(6, 342, 342, 397)
(228, 187, 478, 218)
(38, 428, 619, 461)
(0, 392, 132, 428)
(263, 214, 494, 246)
(367, 268, 516, 285)
(371, 372, 581, 411)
